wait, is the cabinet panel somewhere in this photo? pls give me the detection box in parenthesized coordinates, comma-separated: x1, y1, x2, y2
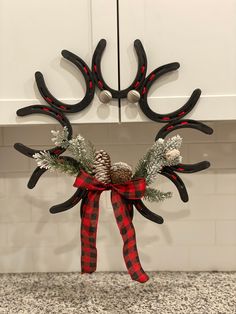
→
(119, 0, 236, 121)
(0, 0, 119, 125)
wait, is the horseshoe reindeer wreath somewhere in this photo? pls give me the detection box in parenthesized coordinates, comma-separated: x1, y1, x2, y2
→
(14, 40, 213, 283)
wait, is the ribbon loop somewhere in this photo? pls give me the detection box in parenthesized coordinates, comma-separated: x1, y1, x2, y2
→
(74, 170, 146, 198)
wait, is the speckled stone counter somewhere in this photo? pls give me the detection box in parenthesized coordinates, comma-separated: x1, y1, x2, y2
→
(0, 272, 235, 313)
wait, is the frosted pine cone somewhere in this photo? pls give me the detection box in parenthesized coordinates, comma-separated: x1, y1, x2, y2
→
(110, 162, 132, 184)
(93, 150, 111, 184)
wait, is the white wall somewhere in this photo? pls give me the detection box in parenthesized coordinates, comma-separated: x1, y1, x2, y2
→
(0, 121, 236, 272)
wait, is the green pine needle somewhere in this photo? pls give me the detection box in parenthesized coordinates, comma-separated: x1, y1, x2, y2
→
(144, 187, 172, 202)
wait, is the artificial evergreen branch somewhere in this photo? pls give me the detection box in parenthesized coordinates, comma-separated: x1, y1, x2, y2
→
(51, 127, 96, 173)
(33, 151, 81, 176)
(51, 127, 69, 149)
(133, 135, 182, 185)
(144, 187, 172, 202)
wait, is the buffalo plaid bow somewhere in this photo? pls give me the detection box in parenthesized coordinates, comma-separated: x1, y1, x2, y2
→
(73, 170, 149, 283)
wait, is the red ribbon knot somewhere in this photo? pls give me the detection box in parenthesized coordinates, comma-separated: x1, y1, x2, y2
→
(73, 170, 149, 283)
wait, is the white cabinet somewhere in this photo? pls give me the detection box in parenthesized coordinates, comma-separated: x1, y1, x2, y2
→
(1, 0, 236, 125)
(119, 0, 236, 122)
(0, 0, 119, 125)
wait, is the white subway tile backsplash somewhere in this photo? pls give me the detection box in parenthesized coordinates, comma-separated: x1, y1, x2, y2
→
(56, 174, 79, 196)
(0, 224, 8, 247)
(167, 221, 215, 245)
(215, 169, 236, 194)
(73, 124, 110, 145)
(0, 128, 3, 146)
(189, 246, 236, 271)
(7, 223, 60, 248)
(181, 170, 217, 195)
(188, 195, 236, 221)
(0, 247, 33, 273)
(134, 220, 215, 246)
(3, 125, 54, 146)
(107, 122, 160, 145)
(29, 173, 60, 198)
(31, 202, 79, 223)
(5, 172, 33, 196)
(0, 147, 30, 172)
(215, 121, 236, 142)
(0, 122, 236, 272)
(57, 222, 80, 246)
(96, 245, 126, 271)
(0, 198, 31, 223)
(141, 246, 190, 271)
(215, 221, 236, 245)
(0, 175, 6, 199)
(188, 143, 236, 169)
(32, 246, 81, 272)
(97, 220, 122, 246)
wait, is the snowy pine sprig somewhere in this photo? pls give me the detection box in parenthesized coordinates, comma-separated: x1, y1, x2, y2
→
(133, 135, 182, 185)
(33, 127, 96, 175)
(51, 127, 96, 173)
(51, 127, 69, 149)
(33, 151, 80, 176)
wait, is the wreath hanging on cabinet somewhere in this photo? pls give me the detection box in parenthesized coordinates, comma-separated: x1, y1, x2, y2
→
(14, 40, 213, 283)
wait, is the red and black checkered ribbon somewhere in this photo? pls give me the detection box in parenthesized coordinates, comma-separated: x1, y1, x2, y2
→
(74, 170, 149, 283)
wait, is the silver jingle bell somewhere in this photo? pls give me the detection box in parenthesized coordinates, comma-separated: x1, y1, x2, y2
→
(99, 90, 112, 104)
(127, 90, 141, 103)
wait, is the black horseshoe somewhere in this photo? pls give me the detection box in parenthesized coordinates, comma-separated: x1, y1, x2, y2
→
(171, 161, 211, 174)
(156, 119, 213, 140)
(28, 167, 48, 189)
(92, 39, 147, 98)
(27, 156, 79, 189)
(35, 50, 95, 113)
(160, 168, 189, 202)
(50, 188, 87, 214)
(133, 199, 164, 224)
(156, 119, 213, 173)
(139, 62, 201, 122)
(14, 105, 72, 157)
(14, 105, 72, 187)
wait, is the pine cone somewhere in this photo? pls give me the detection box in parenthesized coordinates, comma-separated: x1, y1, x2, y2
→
(110, 162, 132, 184)
(93, 150, 111, 184)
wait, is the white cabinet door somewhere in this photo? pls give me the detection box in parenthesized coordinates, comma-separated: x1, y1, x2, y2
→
(0, 0, 119, 125)
(119, 0, 236, 122)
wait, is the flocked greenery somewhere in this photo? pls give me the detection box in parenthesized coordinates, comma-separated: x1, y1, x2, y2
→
(33, 127, 183, 203)
(33, 151, 81, 176)
(133, 136, 182, 185)
(33, 127, 95, 175)
(51, 127, 96, 173)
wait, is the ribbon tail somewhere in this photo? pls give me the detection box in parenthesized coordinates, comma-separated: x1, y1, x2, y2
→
(126, 200, 134, 221)
(80, 191, 101, 274)
(111, 191, 149, 283)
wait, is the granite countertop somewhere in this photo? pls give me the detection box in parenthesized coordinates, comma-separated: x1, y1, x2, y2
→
(0, 272, 235, 313)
